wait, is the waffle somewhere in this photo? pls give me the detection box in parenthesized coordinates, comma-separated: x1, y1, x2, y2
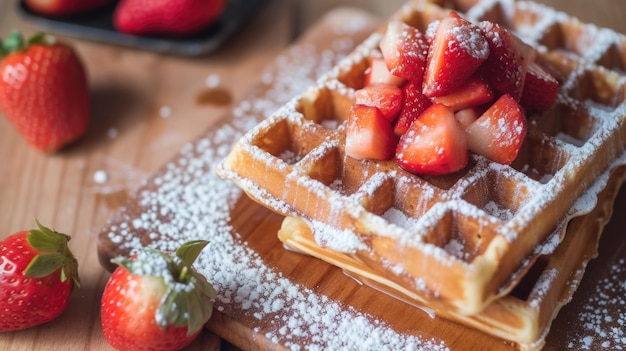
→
(217, 0, 626, 317)
(278, 162, 626, 350)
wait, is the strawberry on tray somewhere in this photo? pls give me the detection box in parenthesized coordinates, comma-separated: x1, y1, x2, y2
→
(16, 0, 267, 56)
(345, 11, 560, 176)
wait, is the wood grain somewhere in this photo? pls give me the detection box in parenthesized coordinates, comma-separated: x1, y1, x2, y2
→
(1, 0, 625, 350)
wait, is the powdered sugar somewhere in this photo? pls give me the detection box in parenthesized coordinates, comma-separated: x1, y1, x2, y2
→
(103, 15, 449, 350)
(566, 260, 626, 350)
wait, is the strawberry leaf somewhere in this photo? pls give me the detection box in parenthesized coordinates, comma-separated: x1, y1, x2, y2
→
(24, 253, 66, 278)
(175, 240, 208, 268)
(23, 220, 80, 287)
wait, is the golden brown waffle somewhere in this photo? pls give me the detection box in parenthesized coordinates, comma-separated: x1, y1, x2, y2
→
(217, 0, 626, 316)
(278, 163, 626, 350)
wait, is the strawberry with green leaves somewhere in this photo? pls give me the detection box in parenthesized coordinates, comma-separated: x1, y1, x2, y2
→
(0, 31, 89, 152)
(101, 241, 217, 351)
(0, 220, 79, 331)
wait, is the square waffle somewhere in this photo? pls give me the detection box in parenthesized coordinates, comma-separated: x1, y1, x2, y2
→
(277, 161, 626, 350)
(217, 0, 626, 318)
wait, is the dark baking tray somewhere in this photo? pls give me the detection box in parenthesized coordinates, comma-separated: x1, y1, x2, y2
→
(17, 0, 267, 56)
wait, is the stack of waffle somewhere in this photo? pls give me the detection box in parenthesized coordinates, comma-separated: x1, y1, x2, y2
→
(217, 0, 626, 349)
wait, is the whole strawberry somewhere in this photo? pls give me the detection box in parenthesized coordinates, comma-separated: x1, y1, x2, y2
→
(101, 240, 217, 351)
(113, 0, 226, 37)
(0, 31, 89, 152)
(0, 220, 79, 331)
(24, 0, 115, 17)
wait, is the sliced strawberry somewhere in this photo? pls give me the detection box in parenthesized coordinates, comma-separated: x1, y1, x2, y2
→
(346, 104, 397, 161)
(465, 94, 527, 164)
(379, 21, 429, 85)
(455, 106, 483, 129)
(432, 74, 494, 111)
(393, 81, 432, 136)
(355, 83, 404, 122)
(478, 21, 528, 100)
(423, 12, 489, 98)
(365, 57, 406, 86)
(520, 62, 559, 112)
(396, 103, 468, 176)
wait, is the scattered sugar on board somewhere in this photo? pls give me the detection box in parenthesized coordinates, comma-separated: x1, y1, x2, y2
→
(106, 22, 449, 350)
(566, 259, 626, 350)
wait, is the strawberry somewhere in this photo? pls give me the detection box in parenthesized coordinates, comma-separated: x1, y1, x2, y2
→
(379, 21, 429, 85)
(113, 0, 226, 36)
(455, 106, 484, 129)
(345, 104, 396, 161)
(0, 220, 79, 331)
(520, 62, 559, 112)
(364, 57, 406, 87)
(396, 103, 468, 176)
(465, 94, 527, 165)
(355, 83, 403, 122)
(423, 12, 489, 98)
(23, 0, 114, 17)
(478, 21, 528, 100)
(0, 32, 89, 152)
(393, 81, 432, 136)
(432, 74, 494, 111)
(101, 241, 217, 351)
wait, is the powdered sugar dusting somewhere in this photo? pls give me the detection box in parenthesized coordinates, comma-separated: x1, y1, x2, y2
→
(104, 16, 449, 350)
(566, 260, 626, 350)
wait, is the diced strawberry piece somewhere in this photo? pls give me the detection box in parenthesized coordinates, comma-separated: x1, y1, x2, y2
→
(396, 103, 468, 176)
(520, 62, 559, 112)
(455, 106, 484, 129)
(423, 12, 489, 98)
(465, 94, 527, 164)
(393, 81, 433, 136)
(355, 83, 404, 122)
(478, 21, 528, 100)
(346, 104, 397, 161)
(365, 57, 406, 86)
(379, 21, 429, 85)
(432, 74, 494, 111)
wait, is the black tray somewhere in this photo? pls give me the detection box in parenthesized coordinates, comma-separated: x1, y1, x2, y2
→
(17, 0, 267, 56)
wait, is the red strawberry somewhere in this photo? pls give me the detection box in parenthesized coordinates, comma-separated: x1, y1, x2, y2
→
(0, 221, 79, 331)
(23, 0, 114, 17)
(396, 103, 468, 176)
(478, 21, 528, 100)
(393, 81, 432, 136)
(423, 12, 489, 98)
(465, 94, 527, 164)
(455, 106, 484, 129)
(0, 32, 89, 152)
(379, 21, 429, 85)
(355, 83, 403, 122)
(345, 104, 396, 161)
(432, 74, 494, 111)
(520, 62, 559, 112)
(364, 57, 406, 86)
(114, 0, 226, 36)
(101, 241, 217, 351)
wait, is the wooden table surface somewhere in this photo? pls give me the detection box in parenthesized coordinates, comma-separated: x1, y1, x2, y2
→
(1, 0, 624, 350)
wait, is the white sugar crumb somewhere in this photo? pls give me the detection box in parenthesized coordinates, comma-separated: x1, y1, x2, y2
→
(93, 170, 109, 184)
(159, 105, 172, 118)
(566, 259, 626, 350)
(106, 128, 119, 139)
(105, 19, 448, 350)
(205, 74, 221, 88)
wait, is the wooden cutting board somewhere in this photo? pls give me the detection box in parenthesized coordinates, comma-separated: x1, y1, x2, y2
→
(96, 5, 626, 351)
